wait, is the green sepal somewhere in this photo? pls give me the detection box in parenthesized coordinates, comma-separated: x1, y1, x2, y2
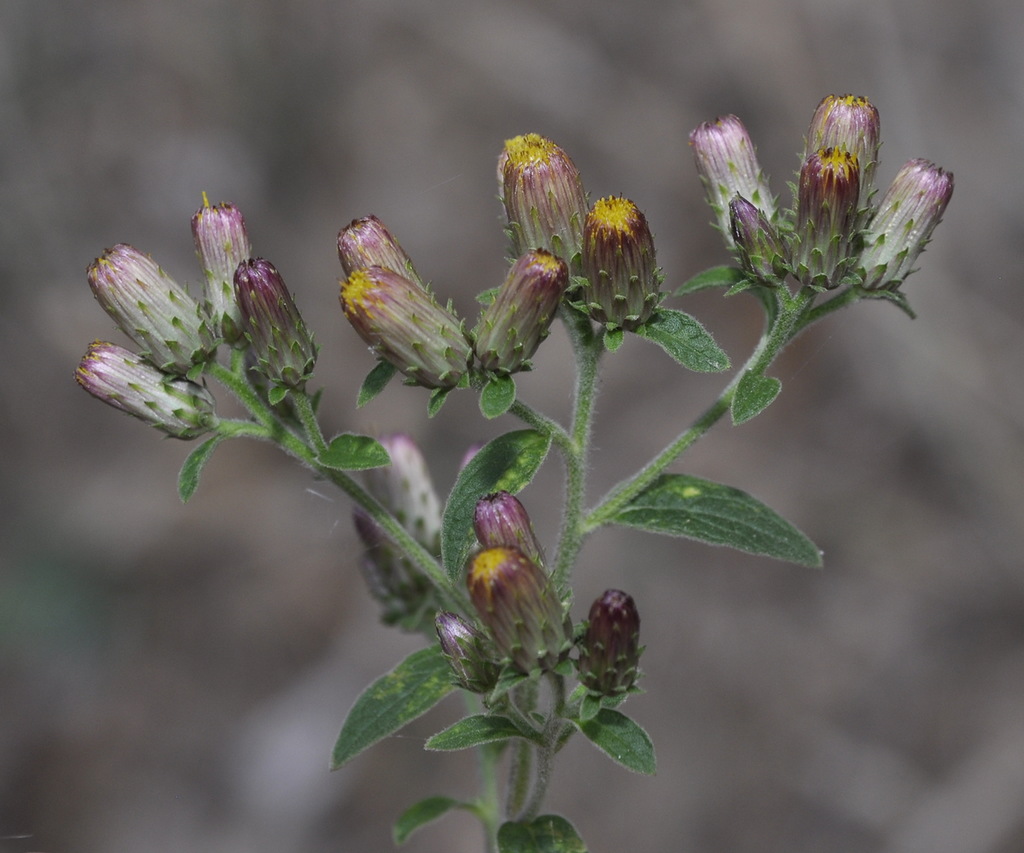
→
(673, 265, 746, 297)
(498, 814, 588, 853)
(267, 384, 288, 406)
(357, 360, 397, 407)
(603, 327, 624, 352)
(480, 374, 517, 419)
(578, 692, 602, 722)
(475, 286, 499, 306)
(634, 308, 730, 372)
(393, 796, 468, 845)
(731, 372, 781, 424)
(863, 287, 917, 319)
(609, 473, 822, 567)
(318, 433, 391, 471)
(576, 708, 656, 775)
(441, 429, 551, 580)
(330, 646, 456, 770)
(427, 386, 453, 418)
(488, 664, 530, 705)
(185, 361, 206, 382)
(178, 434, 224, 502)
(425, 714, 541, 751)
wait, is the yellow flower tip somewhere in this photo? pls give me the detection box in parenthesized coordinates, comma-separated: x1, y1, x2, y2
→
(819, 147, 859, 177)
(590, 196, 641, 234)
(339, 268, 377, 315)
(503, 133, 555, 168)
(534, 250, 564, 275)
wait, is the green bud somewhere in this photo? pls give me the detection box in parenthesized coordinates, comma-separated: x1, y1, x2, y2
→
(729, 197, 789, 286)
(364, 434, 442, 553)
(435, 611, 500, 693)
(577, 589, 642, 697)
(793, 148, 861, 289)
(191, 197, 252, 344)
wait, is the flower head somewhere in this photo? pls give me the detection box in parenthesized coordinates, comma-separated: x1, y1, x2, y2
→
(337, 215, 423, 286)
(793, 148, 861, 288)
(729, 197, 789, 286)
(435, 611, 500, 693)
(191, 198, 252, 344)
(576, 589, 642, 697)
(363, 434, 442, 553)
(473, 491, 546, 568)
(804, 94, 880, 211)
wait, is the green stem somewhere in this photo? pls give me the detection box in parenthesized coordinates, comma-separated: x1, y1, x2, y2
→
(292, 389, 329, 457)
(519, 673, 568, 821)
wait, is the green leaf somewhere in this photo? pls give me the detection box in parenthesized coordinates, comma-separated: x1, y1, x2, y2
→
(498, 815, 588, 853)
(427, 387, 452, 418)
(603, 327, 624, 352)
(330, 646, 456, 770)
(318, 433, 391, 471)
(634, 308, 730, 372)
(673, 265, 746, 297)
(441, 429, 551, 579)
(178, 435, 224, 502)
(731, 372, 781, 424)
(425, 714, 539, 751)
(480, 374, 517, 419)
(393, 796, 466, 845)
(576, 708, 656, 775)
(357, 360, 397, 407)
(610, 473, 822, 567)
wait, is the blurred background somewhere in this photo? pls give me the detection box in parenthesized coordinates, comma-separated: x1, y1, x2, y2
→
(3, 0, 1023, 850)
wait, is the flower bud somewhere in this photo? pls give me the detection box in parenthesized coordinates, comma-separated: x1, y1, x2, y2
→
(576, 589, 641, 697)
(473, 491, 546, 568)
(87, 244, 217, 375)
(472, 249, 568, 374)
(729, 197, 789, 285)
(75, 341, 217, 439)
(467, 547, 567, 675)
(337, 215, 423, 286)
(234, 258, 318, 389)
(857, 159, 954, 291)
(498, 133, 588, 268)
(363, 434, 442, 553)
(340, 266, 472, 389)
(435, 611, 500, 693)
(804, 94, 880, 211)
(689, 114, 777, 245)
(581, 196, 661, 330)
(793, 148, 861, 289)
(191, 198, 252, 344)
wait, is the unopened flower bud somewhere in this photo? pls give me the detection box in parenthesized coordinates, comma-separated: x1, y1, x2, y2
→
(472, 249, 568, 373)
(576, 589, 641, 697)
(435, 611, 500, 693)
(340, 266, 472, 389)
(234, 258, 318, 389)
(804, 94, 880, 211)
(87, 244, 217, 375)
(689, 115, 777, 245)
(473, 491, 546, 567)
(467, 547, 567, 674)
(582, 196, 661, 330)
(363, 434, 441, 553)
(191, 198, 252, 344)
(857, 159, 954, 291)
(729, 197, 789, 285)
(337, 215, 423, 285)
(498, 133, 588, 268)
(75, 341, 217, 439)
(793, 148, 861, 289)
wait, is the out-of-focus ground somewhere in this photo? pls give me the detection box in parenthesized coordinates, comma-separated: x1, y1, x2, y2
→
(3, 0, 1023, 851)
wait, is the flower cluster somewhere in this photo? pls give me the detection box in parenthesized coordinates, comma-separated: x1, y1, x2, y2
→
(690, 94, 953, 292)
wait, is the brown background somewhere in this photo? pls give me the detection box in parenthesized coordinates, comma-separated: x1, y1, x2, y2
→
(3, 0, 1023, 851)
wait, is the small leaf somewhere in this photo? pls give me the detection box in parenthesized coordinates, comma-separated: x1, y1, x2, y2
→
(634, 308, 730, 372)
(425, 714, 538, 751)
(319, 433, 391, 471)
(610, 473, 822, 567)
(498, 815, 588, 853)
(441, 429, 551, 579)
(603, 327, 624, 352)
(427, 387, 452, 418)
(178, 435, 224, 502)
(330, 646, 455, 770)
(393, 796, 466, 845)
(480, 374, 517, 419)
(731, 372, 781, 424)
(357, 361, 397, 407)
(267, 384, 288, 406)
(673, 265, 746, 297)
(576, 708, 656, 775)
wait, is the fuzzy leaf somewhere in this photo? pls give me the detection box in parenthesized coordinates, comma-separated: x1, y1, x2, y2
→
(634, 309, 730, 372)
(358, 360, 397, 407)
(498, 815, 588, 853)
(330, 646, 455, 770)
(610, 473, 822, 567)
(427, 387, 452, 418)
(178, 435, 224, 502)
(425, 714, 539, 751)
(319, 433, 391, 471)
(673, 265, 746, 296)
(393, 796, 466, 845)
(731, 372, 782, 424)
(441, 429, 551, 579)
(576, 708, 656, 775)
(480, 374, 517, 419)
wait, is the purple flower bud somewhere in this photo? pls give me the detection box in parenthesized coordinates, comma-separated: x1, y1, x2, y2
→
(804, 95, 881, 211)
(793, 148, 861, 289)
(857, 159, 954, 291)
(689, 115, 777, 246)
(191, 198, 252, 344)
(467, 547, 568, 675)
(729, 197, 789, 285)
(473, 491, 546, 567)
(75, 341, 217, 439)
(435, 611, 500, 693)
(337, 215, 424, 285)
(498, 134, 589, 269)
(472, 249, 568, 373)
(339, 266, 472, 389)
(582, 196, 661, 330)
(363, 434, 441, 553)
(87, 244, 217, 375)
(576, 589, 641, 697)
(234, 258, 318, 389)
